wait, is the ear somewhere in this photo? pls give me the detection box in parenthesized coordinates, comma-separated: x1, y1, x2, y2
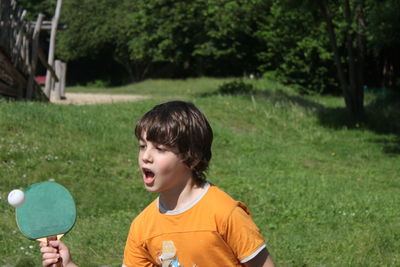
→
(190, 159, 201, 169)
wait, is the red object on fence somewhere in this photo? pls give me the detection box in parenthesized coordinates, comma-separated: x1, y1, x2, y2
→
(35, 75, 46, 85)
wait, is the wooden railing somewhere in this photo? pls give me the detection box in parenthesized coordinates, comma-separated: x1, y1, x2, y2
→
(0, 0, 48, 100)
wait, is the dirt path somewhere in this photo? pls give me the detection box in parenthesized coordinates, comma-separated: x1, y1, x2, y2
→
(51, 93, 149, 105)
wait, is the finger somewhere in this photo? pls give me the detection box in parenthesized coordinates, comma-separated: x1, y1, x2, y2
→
(49, 240, 69, 253)
(40, 246, 58, 254)
(42, 257, 60, 267)
(42, 252, 60, 260)
(57, 240, 68, 251)
(48, 240, 61, 247)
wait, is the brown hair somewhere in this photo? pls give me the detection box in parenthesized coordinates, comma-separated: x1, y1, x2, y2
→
(135, 101, 213, 185)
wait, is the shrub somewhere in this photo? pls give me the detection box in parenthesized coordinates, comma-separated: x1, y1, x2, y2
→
(217, 80, 255, 95)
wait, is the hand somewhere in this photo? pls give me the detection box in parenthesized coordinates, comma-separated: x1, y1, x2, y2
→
(39, 240, 77, 267)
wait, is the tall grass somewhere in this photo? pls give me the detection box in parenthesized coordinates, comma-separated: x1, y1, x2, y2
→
(1, 78, 399, 266)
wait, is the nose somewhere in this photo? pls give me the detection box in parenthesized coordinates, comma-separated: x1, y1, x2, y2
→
(140, 147, 153, 163)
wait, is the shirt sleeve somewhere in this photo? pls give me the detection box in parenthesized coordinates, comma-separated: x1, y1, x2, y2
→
(222, 202, 266, 263)
(123, 221, 157, 267)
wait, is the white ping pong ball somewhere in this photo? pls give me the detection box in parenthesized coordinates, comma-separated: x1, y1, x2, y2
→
(8, 189, 25, 207)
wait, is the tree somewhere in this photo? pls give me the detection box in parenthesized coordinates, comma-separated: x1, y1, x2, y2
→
(193, 0, 265, 76)
(318, 0, 366, 117)
(126, 0, 264, 78)
(17, 0, 56, 20)
(256, 0, 338, 94)
(125, 0, 207, 79)
(366, 0, 400, 88)
(16, 0, 400, 96)
(22, 0, 263, 81)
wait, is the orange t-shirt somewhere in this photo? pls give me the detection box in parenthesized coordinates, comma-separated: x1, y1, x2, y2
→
(123, 184, 266, 267)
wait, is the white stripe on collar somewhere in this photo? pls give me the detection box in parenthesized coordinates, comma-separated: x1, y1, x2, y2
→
(158, 182, 211, 215)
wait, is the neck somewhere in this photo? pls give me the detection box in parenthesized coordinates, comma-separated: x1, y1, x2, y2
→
(159, 179, 204, 211)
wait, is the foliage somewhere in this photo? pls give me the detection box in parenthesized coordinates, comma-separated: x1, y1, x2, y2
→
(57, 0, 125, 60)
(256, 1, 338, 94)
(124, 0, 206, 78)
(193, 0, 265, 76)
(18, 0, 264, 80)
(1, 79, 399, 266)
(85, 79, 111, 88)
(17, 0, 56, 20)
(366, 0, 400, 55)
(123, 0, 264, 78)
(14, 0, 400, 97)
(365, 0, 400, 88)
(217, 80, 255, 95)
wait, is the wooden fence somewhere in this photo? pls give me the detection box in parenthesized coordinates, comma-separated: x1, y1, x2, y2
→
(0, 0, 63, 101)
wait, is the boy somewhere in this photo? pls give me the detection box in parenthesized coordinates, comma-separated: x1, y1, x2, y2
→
(41, 101, 274, 267)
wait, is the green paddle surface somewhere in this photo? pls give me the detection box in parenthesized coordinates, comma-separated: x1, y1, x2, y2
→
(16, 182, 76, 240)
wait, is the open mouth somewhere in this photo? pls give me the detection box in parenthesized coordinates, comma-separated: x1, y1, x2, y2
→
(142, 168, 155, 184)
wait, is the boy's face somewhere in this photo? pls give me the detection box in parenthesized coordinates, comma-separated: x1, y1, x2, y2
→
(138, 134, 193, 193)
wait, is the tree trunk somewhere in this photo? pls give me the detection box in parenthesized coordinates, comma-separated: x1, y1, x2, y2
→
(319, 0, 364, 118)
(343, 0, 362, 117)
(319, 1, 349, 103)
(124, 61, 136, 83)
(355, 0, 366, 90)
(354, 0, 366, 117)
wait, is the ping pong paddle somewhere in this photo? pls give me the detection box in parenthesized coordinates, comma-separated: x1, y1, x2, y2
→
(15, 181, 76, 267)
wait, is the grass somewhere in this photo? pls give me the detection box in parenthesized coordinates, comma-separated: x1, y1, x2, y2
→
(1, 78, 399, 266)
(67, 77, 232, 97)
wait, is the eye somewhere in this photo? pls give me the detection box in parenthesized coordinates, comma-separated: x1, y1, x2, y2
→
(156, 146, 167, 152)
(139, 144, 146, 150)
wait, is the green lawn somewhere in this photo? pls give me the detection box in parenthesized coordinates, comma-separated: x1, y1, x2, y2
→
(1, 78, 399, 266)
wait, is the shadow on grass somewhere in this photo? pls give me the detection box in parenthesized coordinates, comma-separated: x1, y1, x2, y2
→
(199, 81, 328, 115)
(317, 95, 400, 156)
(201, 82, 400, 155)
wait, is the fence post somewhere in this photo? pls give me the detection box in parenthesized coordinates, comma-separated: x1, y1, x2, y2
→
(53, 60, 62, 100)
(44, 0, 63, 98)
(26, 13, 44, 99)
(60, 61, 66, 99)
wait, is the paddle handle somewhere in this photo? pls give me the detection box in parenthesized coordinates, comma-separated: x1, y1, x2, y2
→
(47, 236, 63, 267)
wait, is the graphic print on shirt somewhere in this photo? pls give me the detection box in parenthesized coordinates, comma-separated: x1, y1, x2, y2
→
(158, 240, 176, 266)
(157, 240, 196, 267)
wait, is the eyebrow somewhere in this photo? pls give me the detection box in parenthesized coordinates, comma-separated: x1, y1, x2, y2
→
(138, 137, 147, 144)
